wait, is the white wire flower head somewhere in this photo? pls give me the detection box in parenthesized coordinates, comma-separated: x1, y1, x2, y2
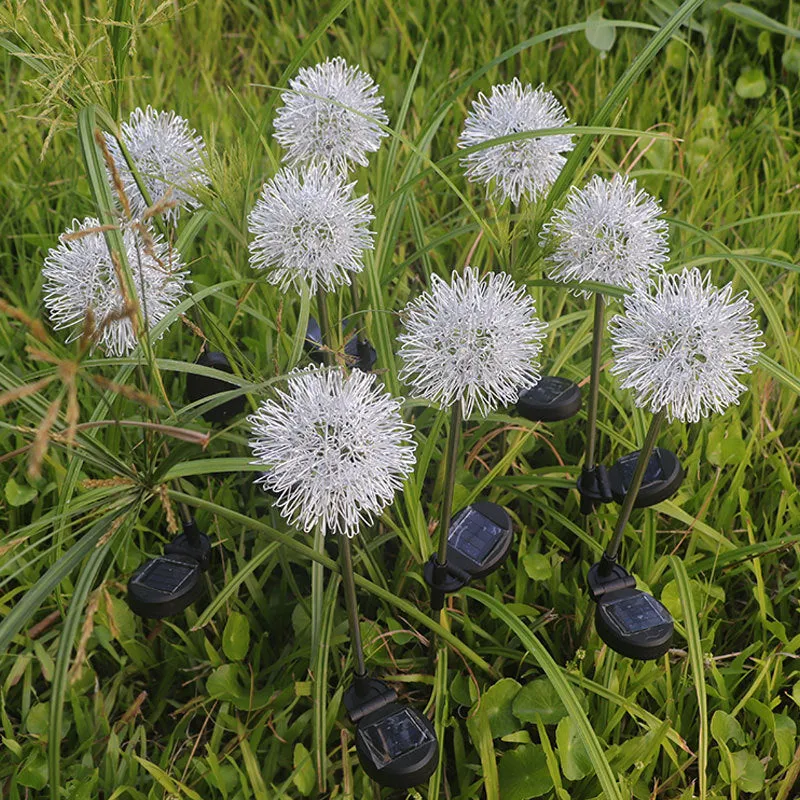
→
(398, 267, 547, 418)
(609, 268, 763, 424)
(42, 217, 189, 357)
(248, 367, 416, 538)
(541, 173, 669, 294)
(247, 163, 375, 294)
(274, 57, 389, 170)
(104, 106, 210, 224)
(458, 78, 575, 205)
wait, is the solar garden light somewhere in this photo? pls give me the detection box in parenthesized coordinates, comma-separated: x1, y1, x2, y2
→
(265, 57, 390, 372)
(248, 366, 438, 788)
(41, 134, 219, 620)
(397, 267, 546, 610)
(247, 163, 377, 373)
(538, 173, 672, 513)
(338, 535, 438, 789)
(127, 495, 212, 619)
(586, 408, 675, 660)
(588, 268, 763, 660)
(41, 215, 214, 619)
(136, 342, 251, 616)
(457, 78, 578, 425)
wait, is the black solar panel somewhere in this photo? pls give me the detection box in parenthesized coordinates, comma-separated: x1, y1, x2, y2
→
(360, 709, 433, 766)
(618, 450, 664, 490)
(604, 592, 672, 634)
(132, 557, 196, 594)
(448, 507, 502, 565)
(526, 377, 571, 403)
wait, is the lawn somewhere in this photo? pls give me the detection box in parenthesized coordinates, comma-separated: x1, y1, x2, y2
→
(1, 1, 799, 798)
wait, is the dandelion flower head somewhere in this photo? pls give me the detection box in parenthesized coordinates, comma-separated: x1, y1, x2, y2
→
(247, 163, 374, 294)
(249, 367, 416, 538)
(458, 78, 574, 205)
(542, 173, 669, 294)
(609, 268, 763, 423)
(274, 57, 389, 170)
(398, 267, 547, 418)
(105, 106, 209, 223)
(42, 217, 189, 356)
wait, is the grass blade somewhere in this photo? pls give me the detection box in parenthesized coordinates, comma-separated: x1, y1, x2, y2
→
(671, 556, 708, 800)
(0, 505, 134, 656)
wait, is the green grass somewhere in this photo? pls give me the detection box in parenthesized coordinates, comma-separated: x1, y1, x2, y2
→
(1, 0, 799, 798)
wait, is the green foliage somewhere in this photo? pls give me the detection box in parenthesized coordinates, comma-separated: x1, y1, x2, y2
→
(1, 0, 799, 798)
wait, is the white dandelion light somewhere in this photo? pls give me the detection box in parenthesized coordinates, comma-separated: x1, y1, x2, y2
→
(248, 368, 416, 538)
(105, 106, 209, 223)
(609, 268, 763, 423)
(398, 267, 547, 418)
(274, 57, 389, 170)
(542, 173, 669, 293)
(458, 78, 574, 205)
(42, 217, 189, 356)
(247, 164, 375, 293)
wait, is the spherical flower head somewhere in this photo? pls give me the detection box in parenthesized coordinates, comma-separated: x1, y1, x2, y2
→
(458, 79, 574, 205)
(609, 268, 764, 423)
(274, 57, 389, 170)
(398, 267, 547, 418)
(247, 164, 375, 294)
(542, 173, 669, 294)
(105, 106, 209, 223)
(248, 367, 416, 538)
(42, 217, 189, 356)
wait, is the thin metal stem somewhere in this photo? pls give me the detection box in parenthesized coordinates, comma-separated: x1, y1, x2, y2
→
(603, 408, 666, 565)
(585, 294, 606, 471)
(348, 277, 371, 370)
(316, 286, 332, 366)
(171, 478, 196, 544)
(348, 278, 366, 347)
(436, 401, 463, 567)
(311, 525, 325, 659)
(509, 203, 518, 273)
(177, 500, 196, 545)
(171, 476, 193, 525)
(339, 535, 367, 678)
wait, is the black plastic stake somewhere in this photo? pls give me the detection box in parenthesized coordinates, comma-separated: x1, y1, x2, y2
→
(587, 408, 674, 661)
(602, 408, 666, 567)
(338, 535, 440, 788)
